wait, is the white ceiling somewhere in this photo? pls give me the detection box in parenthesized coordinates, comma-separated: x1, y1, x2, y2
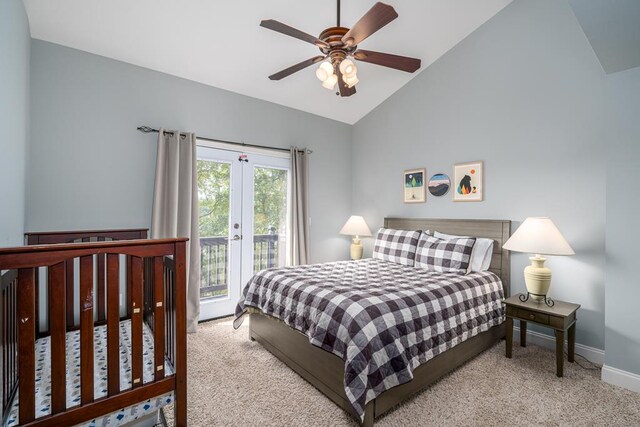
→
(23, 0, 512, 124)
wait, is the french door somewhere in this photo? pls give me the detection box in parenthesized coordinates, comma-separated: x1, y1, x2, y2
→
(196, 146, 290, 320)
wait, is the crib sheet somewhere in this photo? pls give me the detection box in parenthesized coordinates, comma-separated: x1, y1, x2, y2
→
(4, 319, 174, 426)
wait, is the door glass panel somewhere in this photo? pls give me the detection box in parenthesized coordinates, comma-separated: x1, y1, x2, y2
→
(253, 166, 288, 272)
(197, 159, 231, 299)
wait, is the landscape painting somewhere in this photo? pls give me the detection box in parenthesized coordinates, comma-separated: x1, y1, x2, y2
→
(428, 173, 451, 197)
(403, 168, 426, 203)
(453, 161, 483, 202)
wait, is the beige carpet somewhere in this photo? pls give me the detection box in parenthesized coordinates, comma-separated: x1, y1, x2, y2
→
(163, 317, 640, 426)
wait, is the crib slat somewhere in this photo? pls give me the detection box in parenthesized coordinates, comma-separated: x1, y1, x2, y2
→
(17, 267, 36, 423)
(65, 259, 74, 328)
(153, 256, 165, 381)
(49, 262, 67, 414)
(97, 253, 106, 322)
(80, 255, 94, 404)
(2, 287, 6, 409)
(3, 285, 8, 410)
(126, 255, 133, 317)
(1, 274, 16, 415)
(131, 256, 144, 388)
(12, 280, 17, 407)
(106, 254, 120, 396)
(174, 241, 188, 426)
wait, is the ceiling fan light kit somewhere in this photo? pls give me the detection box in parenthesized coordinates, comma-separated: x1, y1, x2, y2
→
(315, 61, 334, 82)
(322, 73, 338, 90)
(339, 59, 357, 78)
(261, 1, 421, 97)
(344, 74, 359, 88)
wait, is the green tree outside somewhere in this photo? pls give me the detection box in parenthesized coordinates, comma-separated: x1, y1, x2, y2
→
(197, 160, 288, 298)
(197, 160, 288, 237)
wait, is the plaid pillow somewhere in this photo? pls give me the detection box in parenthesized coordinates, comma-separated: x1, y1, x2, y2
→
(415, 234, 476, 273)
(372, 228, 421, 266)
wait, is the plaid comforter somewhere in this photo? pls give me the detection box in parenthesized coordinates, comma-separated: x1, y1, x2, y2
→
(234, 258, 504, 421)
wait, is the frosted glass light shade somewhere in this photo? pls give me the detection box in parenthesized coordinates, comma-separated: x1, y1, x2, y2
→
(503, 217, 575, 256)
(322, 73, 337, 90)
(344, 74, 359, 88)
(316, 61, 333, 82)
(339, 59, 357, 78)
(339, 215, 372, 237)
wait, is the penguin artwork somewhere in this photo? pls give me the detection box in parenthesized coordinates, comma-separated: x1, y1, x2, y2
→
(458, 175, 472, 195)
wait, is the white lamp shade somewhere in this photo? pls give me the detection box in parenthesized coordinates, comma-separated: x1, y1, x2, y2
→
(339, 59, 357, 78)
(316, 61, 333, 82)
(503, 217, 575, 256)
(339, 215, 372, 237)
(344, 74, 359, 88)
(322, 73, 337, 90)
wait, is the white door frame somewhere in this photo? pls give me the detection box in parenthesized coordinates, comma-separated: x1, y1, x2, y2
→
(240, 153, 291, 289)
(196, 145, 291, 321)
(196, 147, 243, 321)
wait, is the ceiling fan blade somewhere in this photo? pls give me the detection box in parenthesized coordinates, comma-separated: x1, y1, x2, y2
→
(336, 66, 356, 97)
(342, 2, 398, 47)
(260, 20, 329, 49)
(353, 50, 421, 73)
(268, 56, 326, 81)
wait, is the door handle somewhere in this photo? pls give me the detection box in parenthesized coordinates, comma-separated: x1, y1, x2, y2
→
(227, 235, 241, 241)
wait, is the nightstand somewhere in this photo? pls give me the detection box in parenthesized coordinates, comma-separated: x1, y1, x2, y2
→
(503, 294, 580, 377)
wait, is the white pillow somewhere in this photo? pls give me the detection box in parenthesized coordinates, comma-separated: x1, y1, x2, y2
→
(433, 231, 494, 272)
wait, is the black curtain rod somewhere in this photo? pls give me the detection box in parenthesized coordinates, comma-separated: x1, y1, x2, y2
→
(136, 126, 312, 154)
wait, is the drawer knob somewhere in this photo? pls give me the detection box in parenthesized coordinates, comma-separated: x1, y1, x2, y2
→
(529, 314, 535, 319)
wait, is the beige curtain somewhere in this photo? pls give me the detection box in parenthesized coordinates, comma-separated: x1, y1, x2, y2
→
(288, 147, 310, 265)
(151, 129, 200, 333)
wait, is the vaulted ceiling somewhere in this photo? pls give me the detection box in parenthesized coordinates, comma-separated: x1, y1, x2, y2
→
(23, 0, 512, 124)
(569, 0, 640, 74)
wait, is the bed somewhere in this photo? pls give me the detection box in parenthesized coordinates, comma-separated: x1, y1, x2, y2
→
(235, 218, 510, 426)
(0, 229, 187, 427)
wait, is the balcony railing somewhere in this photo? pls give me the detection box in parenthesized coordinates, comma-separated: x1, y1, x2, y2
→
(199, 233, 279, 299)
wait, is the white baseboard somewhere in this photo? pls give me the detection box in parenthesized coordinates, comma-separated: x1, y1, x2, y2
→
(602, 365, 640, 394)
(513, 327, 640, 394)
(513, 326, 605, 365)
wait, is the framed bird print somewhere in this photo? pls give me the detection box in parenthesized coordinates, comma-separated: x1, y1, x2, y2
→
(453, 161, 483, 202)
(403, 168, 426, 203)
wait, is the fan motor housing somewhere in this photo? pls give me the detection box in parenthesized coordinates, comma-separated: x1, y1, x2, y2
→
(318, 27, 357, 55)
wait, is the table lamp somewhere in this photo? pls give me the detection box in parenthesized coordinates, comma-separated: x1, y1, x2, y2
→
(339, 215, 372, 260)
(502, 217, 574, 306)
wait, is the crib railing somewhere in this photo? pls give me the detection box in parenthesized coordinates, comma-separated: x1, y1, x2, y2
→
(1, 269, 18, 419)
(0, 238, 187, 427)
(24, 228, 149, 335)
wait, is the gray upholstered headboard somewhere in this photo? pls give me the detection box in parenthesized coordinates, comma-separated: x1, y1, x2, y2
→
(384, 218, 512, 297)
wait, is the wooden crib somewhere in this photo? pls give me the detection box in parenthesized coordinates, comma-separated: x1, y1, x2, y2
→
(0, 229, 187, 426)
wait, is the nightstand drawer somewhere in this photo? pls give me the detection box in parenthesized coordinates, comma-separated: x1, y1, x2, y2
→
(518, 309, 549, 325)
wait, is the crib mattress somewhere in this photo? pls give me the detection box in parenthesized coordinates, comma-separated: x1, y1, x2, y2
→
(5, 319, 174, 427)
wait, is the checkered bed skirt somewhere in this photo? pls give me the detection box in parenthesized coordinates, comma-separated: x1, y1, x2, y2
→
(234, 258, 504, 421)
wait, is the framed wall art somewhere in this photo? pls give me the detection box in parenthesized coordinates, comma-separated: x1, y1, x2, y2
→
(453, 161, 483, 202)
(428, 173, 451, 197)
(403, 168, 426, 203)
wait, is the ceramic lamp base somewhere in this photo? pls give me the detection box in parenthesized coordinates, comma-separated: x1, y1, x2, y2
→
(524, 255, 552, 303)
(350, 237, 363, 260)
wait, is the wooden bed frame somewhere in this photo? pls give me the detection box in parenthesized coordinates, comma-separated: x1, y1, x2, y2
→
(0, 229, 187, 427)
(248, 218, 511, 426)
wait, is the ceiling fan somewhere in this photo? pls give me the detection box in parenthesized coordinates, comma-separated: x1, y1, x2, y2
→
(260, 0, 421, 97)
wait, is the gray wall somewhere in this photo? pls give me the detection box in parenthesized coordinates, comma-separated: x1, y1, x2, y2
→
(569, 0, 640, 74)
(0, 0, 30, 246)
(352, 0, 606, 349)
(28, 40, 352, 264)
(605, 66, 640, 375)
(22, 0, 640, 367)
